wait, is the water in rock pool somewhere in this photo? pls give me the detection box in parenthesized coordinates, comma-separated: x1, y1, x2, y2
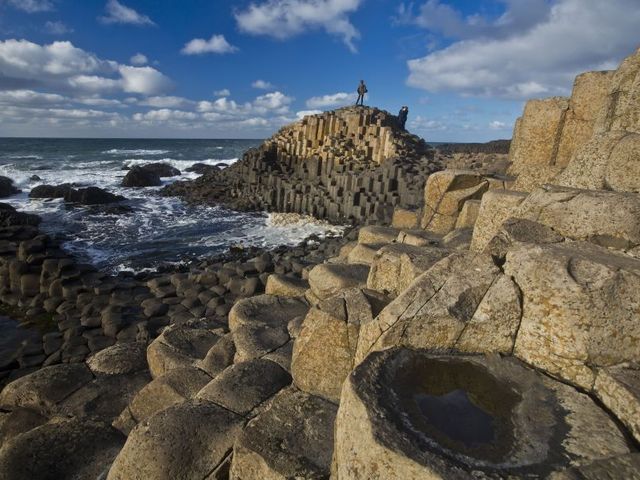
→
(0, 138, 344, 272)
(414, 389, 496, 448)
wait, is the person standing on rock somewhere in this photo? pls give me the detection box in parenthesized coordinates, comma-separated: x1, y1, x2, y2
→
(356, 80, 368, 106)
(398, 106, 409, 129)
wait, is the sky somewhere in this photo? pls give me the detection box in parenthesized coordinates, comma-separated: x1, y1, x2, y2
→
(0, 0, 638, 142)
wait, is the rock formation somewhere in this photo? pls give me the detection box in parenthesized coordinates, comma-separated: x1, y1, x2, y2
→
(2, 48, 640, 479)
(163, 106, 440, 224)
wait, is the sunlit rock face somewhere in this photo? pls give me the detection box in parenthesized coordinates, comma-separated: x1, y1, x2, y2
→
(333, 348, 632, 480)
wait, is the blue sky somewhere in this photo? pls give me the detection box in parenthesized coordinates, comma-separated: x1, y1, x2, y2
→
(0, 0, 638, 141)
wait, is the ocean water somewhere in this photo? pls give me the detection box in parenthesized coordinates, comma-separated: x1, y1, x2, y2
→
(0, 138, 344, 272)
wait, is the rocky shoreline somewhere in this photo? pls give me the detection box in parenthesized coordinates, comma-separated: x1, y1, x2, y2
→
(1, 48, 640, 479)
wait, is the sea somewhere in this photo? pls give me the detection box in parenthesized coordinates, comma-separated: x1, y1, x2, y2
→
(0, 138, 345, 273)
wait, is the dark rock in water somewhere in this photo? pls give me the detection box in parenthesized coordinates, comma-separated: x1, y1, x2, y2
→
(0, 203, 41, 227)
(140, 163, 181, 177)
(31, 185, 124, 205)
(185, 163, 219, 175)
(29, 175, 41, 182)
(29, 184, 74, 199)
(122, 166, 162, 188)
(0, 177, 20, 198)
(64, 187, 125, 205)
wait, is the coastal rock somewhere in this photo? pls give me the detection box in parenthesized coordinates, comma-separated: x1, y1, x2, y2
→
(146, 325, 220, 378)
(469, 189, 528, 252)
(86, 342, 147, 375)
(514, 185, 640, 249)
(505, 242, 640, 388)
(230, 387, 337, 480)
(64, 186, 125, 205)
(0, 364, 93, 415)
(265, 274, 309, 297)
(196, 358, 291, 416)
(0, 203, 40, 227)
(122, 166, 162, 188)
(291, 288, 388, 402)
(107, 400, 243, 480)
(420, 170, 488, 234)
(366, 243, 449, 297)
(332, 348, 631, 479)
(307, 263, 369, 300)
(138, 163, 181, 177)
(0, 177, 20, 198)
(127, 366, 212, 424)
(593, 364, 640, 443)
(356, 252, 502, 364)
(0, 418, 124, 480)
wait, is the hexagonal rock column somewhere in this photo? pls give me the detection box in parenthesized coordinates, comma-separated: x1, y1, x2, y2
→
(307, 264, 370, 301)
(291, 288, 389, 402)
(230, 387, 337, 480)
(356, 252, 521, 364)
(504, 242, 640, 389)
(593, 364, 640, 444)
(332, 348, 632, 480)
(469, 190, 528, 252)
(420, 170, 489, 234)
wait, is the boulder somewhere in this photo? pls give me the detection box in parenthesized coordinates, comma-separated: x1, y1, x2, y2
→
(138, 163, 181, 177)
(307, 264, 369, 300)
(197, 333, 236, 377)
(122, 166, 162, 187)
(146, 326, 220, 378)
(420, 170, 489, 234)
(366, 243, 450, 297)
(292, 288, 388, 402)
(64, 186, 125, 205)
(505, 242, 640, 388)
(230, 387, 338, 480)
(333, 348, 631, 480)
(0, 418, 124, 480)
(107, 400, 243, 480)
(228, 294, 309, 332)
(346, 242, 384, 265)
(196, 359, 291, 416)
(29, 184, 73, 199)
(0, 203, 40, 227)
(0, 407, 47, 447)
(391, 207, 419, 229)
(0, 177, 20, 198)
(453, 198, 480, 229)
(549, 453, 640, 480)
(470, 189, 528, 252)
(357, 226, 399, 245)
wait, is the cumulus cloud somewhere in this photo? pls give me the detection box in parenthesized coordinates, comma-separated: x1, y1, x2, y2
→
(0, 39, 172, 96)
(406, 0, 640, 99)
(5, 0, 54, 13)
(181, 34, 238, 55)
(214, 88, 230, 97)
(133, 109, 197, 122)
(100, 0, 155, 26)
(306, 92, 355, 108)
(235, 0, 363, 52)
(130, 53, 148, 65)
(252, 80, 274, 90)
(489, 120, 507, 130)
(137, 96, 192, 109)
(45, 21, 72, 35)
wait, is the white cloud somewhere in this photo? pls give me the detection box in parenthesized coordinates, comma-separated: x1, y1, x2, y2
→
(254, 91, 293, 110)
(138, 95, 192, 108)
(489, 120, 507, 130)
(0, 39, 172, 96)
(100, 0, 155, 26)
(181, 35, 238, 55)
(133, 109, 197, 122)
(5, 0, 53, 13)
(214, 88, 230, 97)
(296, 109, 322, 119)
(0, 89, 64, 105)
(45, 21, 72, 35)
(235, 0, 363, 52)
(306, 92, 355, 108)
(407, 0, 640, 99)
(252, 79, 274, 90)
(130, 53, 148, 65)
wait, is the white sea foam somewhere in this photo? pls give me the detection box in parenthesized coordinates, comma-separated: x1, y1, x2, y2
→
(6, 155, 44, 160)
(103, 149, 170, 156)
